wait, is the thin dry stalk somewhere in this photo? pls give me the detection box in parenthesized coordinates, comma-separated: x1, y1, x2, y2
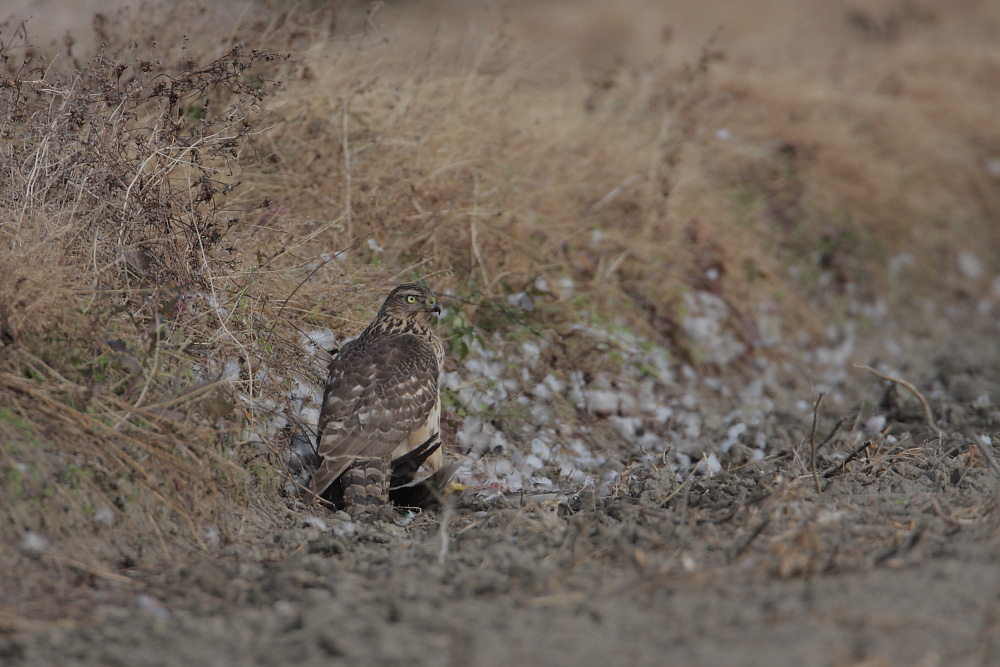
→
(819, 417, 847, 451)
(438, 496, 454, 567)
(854, 364, 943, 444)
(660, 465, 698, 506)
(342, 96, 353, 243)
(822, 440, 874, 479)
(42, 552, 133, 585)
(809, 393, 825, 493)
(733, 516, 772, 560)
(0, 372, 211, 549)
(970, 437, 1000, 485)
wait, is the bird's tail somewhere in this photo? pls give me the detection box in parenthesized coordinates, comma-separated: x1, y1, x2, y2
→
(337, 456, 390, 518)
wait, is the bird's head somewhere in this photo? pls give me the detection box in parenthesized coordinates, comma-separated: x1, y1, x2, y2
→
(379, 283, 441, 321)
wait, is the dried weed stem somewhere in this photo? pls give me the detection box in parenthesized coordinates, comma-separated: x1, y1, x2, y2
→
(809, 393, 825, 493)
(854, 364, 943, 444)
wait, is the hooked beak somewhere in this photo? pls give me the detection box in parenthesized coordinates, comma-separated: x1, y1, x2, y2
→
(430, 303, 442, 315)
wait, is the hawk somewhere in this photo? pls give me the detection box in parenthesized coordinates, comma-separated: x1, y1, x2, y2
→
(308, 283, 448, 516)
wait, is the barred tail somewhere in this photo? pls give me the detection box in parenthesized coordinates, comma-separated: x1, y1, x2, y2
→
(337, 457, 390, 518)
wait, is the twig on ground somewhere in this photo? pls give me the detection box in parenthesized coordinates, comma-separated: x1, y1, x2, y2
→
(970, 436, 1000, 483)
(733, 516, 771, 560)
(822, 440, 873, 479)
(659, 465, 698, 506)
(818, 416, 847, 451)
(848, 403, 864, 444)
(113, 311, 161, 430)
(854, 363, 943, 444)
(873, 523, 925, 566)
(43, 551, 132, 584)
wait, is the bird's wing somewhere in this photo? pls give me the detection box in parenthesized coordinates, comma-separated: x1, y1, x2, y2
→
(310, 333, 439, 499)
(390, 434, 441, 489)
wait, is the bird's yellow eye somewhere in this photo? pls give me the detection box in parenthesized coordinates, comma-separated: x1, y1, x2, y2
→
(406, 295, 417, 303)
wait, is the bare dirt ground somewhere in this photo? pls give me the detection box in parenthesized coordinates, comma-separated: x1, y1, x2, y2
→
(3, 1, 1000, 666)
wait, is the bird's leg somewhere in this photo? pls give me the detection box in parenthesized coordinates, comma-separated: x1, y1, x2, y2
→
(339, 456, 390, 519)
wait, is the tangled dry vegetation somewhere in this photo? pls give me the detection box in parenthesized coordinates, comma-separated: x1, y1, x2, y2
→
(0, 7, 297, 613)
(1, 0, 999, 625)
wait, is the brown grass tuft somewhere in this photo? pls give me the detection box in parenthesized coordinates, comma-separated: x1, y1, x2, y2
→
(0, 6, 296, 611)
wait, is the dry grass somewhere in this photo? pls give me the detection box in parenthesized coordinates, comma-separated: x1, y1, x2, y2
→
(237, 0, 1000, 355)
(0, 6, 296, 611)
(1, 0, 999, 618)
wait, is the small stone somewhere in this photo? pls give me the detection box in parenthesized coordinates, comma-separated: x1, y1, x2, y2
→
(94, 505, 115, 527)
(957, 251, 983, 280)
(506, 292, 534, 311)
(554, 276, 575, 298)
(585, 390, 619, 418)
(136, 594, 170, 620)
(20, 531, 49, 554)
(864, 415, 886, 436)
(696, 453, 722, 476)
(202, 525, 221, 545)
